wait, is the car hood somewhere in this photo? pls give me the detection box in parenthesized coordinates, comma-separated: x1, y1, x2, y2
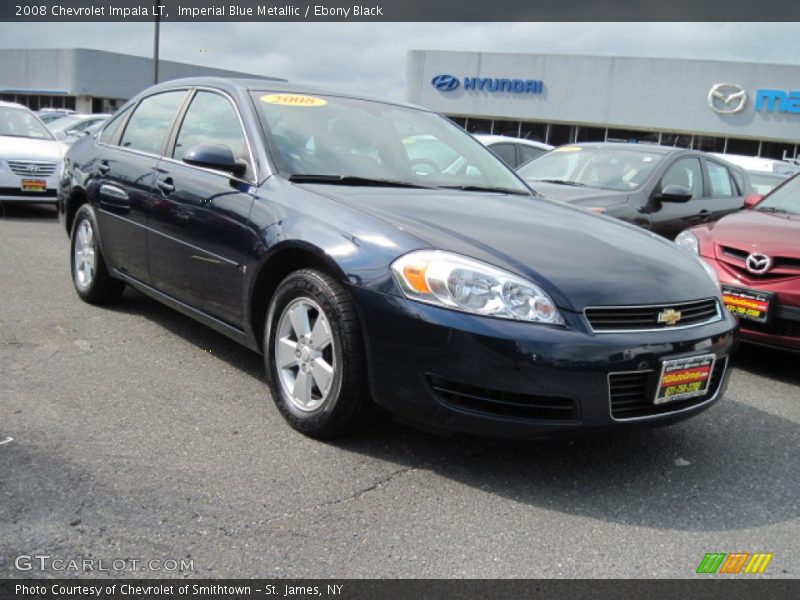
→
(302, 185, 718, 311)
(707, 209, 800, 257)
(522, 181, 629, 206)
(0, 136, 64, 161)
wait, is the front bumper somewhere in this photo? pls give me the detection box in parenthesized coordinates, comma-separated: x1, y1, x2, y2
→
(351, 286, 736, 438)
(0, 170, 58, 203)
(700, 256, 800, 352)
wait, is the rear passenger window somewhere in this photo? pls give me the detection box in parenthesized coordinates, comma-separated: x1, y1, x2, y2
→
(707, 161, 736, 197)
(98, 106, 132, 145)
(489, 143, 517, 167)
(519, 144, 545, 166)
(119, 91, 186, 155)
(173, 91, 249, 165)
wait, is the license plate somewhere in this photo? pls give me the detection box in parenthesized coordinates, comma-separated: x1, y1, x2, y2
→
(655, 354, 716, 404)
(721, 286, 772, 323)
(21, 179, 47, 192)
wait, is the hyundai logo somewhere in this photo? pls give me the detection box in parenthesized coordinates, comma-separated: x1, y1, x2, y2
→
(431, 74, 460, 92)
(745, 252, 772, 275)
(708, 83, 747, 115)
(26, 164, 40, 174)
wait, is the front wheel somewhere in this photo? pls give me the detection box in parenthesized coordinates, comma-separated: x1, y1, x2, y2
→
(264, 269, 374, 438)
(70, 204, 125, 304)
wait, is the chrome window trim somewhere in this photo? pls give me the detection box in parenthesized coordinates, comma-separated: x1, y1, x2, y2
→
(583, 298, 722, 334)
(607, 355, 728, 423)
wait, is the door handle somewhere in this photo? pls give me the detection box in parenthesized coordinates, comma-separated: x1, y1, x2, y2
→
(156, 178, 175, 194)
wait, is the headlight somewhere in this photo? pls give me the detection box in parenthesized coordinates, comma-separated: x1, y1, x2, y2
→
(674, 230, 699, 254)
(391, 250, 565, 325)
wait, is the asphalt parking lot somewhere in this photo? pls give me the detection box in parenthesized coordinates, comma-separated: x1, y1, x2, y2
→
(1, 204, 798, 579)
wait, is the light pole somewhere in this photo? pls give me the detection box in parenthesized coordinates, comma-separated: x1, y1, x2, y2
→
(153, 2, 162, 84)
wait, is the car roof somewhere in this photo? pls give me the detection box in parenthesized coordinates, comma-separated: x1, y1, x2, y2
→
(560, 142, 680, 155)
(0, 100, 29, 110)
(474, 134, 553, 150)
(144, 76, 427, 111)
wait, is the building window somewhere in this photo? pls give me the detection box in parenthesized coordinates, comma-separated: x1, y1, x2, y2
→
(519, 121, 547, 143)
(692, 136, 725, 153)
(660, 133, 692, 149)
(607, 128, 659, 145)
(465, 118, 493, 135)
(547, 124, 572, 146)
(492, 119, 521, 137)
(447, 116, 467, 129)
(576, 126, 606, 143)
(760, 141, 796, 161)
(724, 138, 759, 156)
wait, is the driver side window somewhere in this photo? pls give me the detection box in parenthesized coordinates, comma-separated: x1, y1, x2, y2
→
(660, 158, 703, 199)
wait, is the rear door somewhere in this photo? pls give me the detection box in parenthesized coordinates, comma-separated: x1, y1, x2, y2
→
(147, 88, 257, 326)
(94, 91, 188, 283)
(702, 157, 747, 221)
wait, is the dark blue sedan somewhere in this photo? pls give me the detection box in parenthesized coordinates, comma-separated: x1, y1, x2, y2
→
(59, 77, 736, 439)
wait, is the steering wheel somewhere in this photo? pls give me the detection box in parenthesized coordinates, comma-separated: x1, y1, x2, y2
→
(409, 158, 441, 176)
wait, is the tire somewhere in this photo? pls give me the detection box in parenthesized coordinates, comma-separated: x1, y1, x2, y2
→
(70, 204, 125, 304)
(264, 269, 374, 438)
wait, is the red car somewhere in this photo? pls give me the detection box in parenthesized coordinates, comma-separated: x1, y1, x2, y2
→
(675, 173, 800, 352)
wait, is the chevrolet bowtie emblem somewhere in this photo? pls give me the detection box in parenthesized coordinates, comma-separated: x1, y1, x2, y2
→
(658, 309, 682, 326)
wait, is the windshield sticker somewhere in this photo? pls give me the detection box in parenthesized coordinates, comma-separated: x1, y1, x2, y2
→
(554, 146, 581, 152)
(260, 94, 327, 107)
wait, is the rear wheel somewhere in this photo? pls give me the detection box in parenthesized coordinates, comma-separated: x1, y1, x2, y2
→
(70, 204, 125, 304)
(264, 269, 374, 438)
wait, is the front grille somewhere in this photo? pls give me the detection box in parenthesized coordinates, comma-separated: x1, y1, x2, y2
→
(719, 244, 800, 279)
(6, 160, 57, 177)
(741, 314, 800, 338)
(585, 298, 720, 332)
(0, 187, 56, 198)
(427, 375, 578, 421)
(609, 358, 727, 420)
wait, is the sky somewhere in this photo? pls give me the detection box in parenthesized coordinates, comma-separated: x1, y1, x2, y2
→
(0, 22, 799, 99)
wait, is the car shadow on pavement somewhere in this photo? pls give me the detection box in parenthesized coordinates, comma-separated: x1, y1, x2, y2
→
(0, 203, 58, 221)
(730, 343, 800, 385)
(98, 285, 800, 534)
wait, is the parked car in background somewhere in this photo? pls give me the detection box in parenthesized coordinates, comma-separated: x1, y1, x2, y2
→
(710, 152, 798, 177)
(676, 173, 800, 352)
(747, 171, 789, 195)
(59, 77, 734, 439)
(518, 143, 752, 239)
(0, 101, 65, 204)
(474, 134, 552, 168)
(36, 108, 78, 124)
(47, 113, 111, 143)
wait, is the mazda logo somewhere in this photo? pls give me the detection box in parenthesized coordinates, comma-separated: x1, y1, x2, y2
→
(431, 74, 460, 92)
(708, 83, 747, 115)
(745, 252, 772, 275)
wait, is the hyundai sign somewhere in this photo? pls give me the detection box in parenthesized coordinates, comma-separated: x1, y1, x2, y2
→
(431, 74, 544, 95)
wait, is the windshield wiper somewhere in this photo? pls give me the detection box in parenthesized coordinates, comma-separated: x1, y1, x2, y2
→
(533, 179, 588, 187)
(756, 206, 791, 214)
(437, 185, 530, 195)
(288, 174, 434, 189)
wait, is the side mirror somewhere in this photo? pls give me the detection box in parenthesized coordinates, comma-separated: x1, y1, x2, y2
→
(183, 143, 247, 178)
(657, 184, 693, 203)
(743, 193, 763, 209)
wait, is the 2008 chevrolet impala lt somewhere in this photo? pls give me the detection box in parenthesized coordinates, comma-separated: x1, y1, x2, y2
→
(58, 78, 736, 439)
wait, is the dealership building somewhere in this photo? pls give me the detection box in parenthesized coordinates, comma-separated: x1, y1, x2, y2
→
(406, 51, 800, 161)
(0, 48, 281, 113)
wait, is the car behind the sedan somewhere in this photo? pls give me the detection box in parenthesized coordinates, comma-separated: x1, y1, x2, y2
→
(677, 173, 800, 352)
(59, 78, 736, 439)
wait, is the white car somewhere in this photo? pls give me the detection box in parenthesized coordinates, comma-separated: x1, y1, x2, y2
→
(710, 152, 798, 176)
(474, 134, 553, 168)
(0, 101, 66, 204)
(47, 113, 111, 144)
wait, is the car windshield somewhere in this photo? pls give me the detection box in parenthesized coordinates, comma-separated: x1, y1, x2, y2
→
(0, 107, 53, 140)
(47, 115, 84, 132)
(748, 172, 788, 195)
(756, 173, 800, 215)
(518, 145, 664, 191)
(251, 92, 530, 194)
